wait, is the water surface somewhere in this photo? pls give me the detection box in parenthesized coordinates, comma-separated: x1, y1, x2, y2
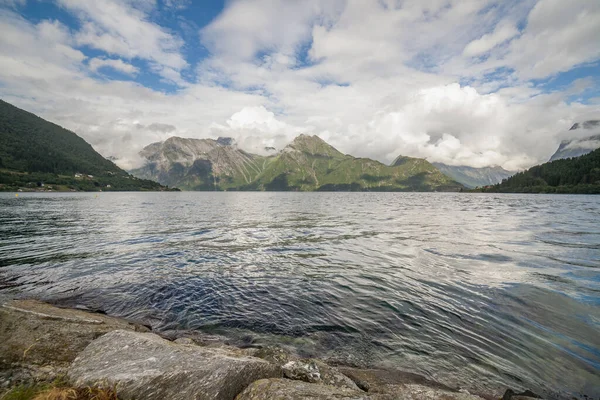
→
(0, 192, 599, 398)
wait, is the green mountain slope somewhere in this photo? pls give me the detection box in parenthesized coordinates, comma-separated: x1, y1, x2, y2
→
(481, 148, 600, 194)
(432, 163, 514, 188)
(134, 133, 463, 191)
(0, 99, 168, 191)
(249, 135, 462, 191)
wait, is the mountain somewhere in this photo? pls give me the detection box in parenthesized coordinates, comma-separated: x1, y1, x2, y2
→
(252, 135, 462, 191)
(481, 148, 600, 194)
(0, 99, 168, 191)
(132, 134, 464, 192)
(432, 163, 514, 188)
(549, 121, 600, 161)
(130, 136, 269, 190)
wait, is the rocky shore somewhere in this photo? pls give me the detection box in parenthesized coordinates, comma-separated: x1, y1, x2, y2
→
(0, 300, 542, 400)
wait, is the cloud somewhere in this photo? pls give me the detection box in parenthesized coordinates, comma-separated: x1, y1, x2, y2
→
(89, 57, 140, 75)
(200, 0, 338, 62)
(505, 0, 600, 80)
(565, 138, 600, 151)
(209, 106, 307, 154)
(1, 0, 600, 173)
(57, 0, 187, 82)
(0, 0, 26, 8)
(162, 0, 190, 10)
(463, 22, 519, 57)
(147, 123, 176, 133)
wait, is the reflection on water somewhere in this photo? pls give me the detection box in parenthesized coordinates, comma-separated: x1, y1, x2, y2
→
(0, 192, 599, 398)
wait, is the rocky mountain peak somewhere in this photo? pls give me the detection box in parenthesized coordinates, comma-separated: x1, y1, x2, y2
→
(285, 134, 343, 157)
(392, 155, 417, 167)
(550, 121, 600, 162)
(569, 120, 600, 131)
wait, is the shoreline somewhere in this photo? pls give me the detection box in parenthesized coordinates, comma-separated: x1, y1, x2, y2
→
(0, 299, 545, 400)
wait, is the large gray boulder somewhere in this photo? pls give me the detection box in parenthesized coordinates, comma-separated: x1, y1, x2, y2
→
(338, 368, 485, 400)
(368, 384, 487, 400)
(282, 359, 361, 390)
(0, 299, 148, 385)
(236, 378, 487, 400)
(68, 330, 281, 400)
(235, 378, 370, 400)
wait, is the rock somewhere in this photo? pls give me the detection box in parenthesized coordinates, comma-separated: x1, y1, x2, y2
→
(68, 330, 281, 400)
(325, 352, 371, 369)
(282, 360, 321, 383)
(254, 345, 292, 365)
(235, 378, 370, 400)
(337, 368, 486, 399)
(235, 379, 486, 400)
(173, 337, 196, 345)
(0, 299, 148, 383)
(282, 359, 360, 390)
(339, 367, 456, 394)
(314, 359, 362, 390)
(502, 389, 542, 400)
(368, 384, 487, 400)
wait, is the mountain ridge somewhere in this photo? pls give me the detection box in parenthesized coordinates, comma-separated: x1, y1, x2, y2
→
(549, 120, 600, 162)
(132, 134, 464, 192)
(432, 163, 514, 188)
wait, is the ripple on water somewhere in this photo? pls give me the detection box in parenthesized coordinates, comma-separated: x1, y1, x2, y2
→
(0, 192, 599, 399)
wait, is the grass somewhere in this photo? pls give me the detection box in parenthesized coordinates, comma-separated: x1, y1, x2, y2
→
(1, 381, 117, 400)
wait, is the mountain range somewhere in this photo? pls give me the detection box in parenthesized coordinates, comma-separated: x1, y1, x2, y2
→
(131, 121, 600, 191)
(3, 98, 599, 193)
(431, 163, 514, 189)
(131, 135, 463, 191)
(549, 121, 600, 162)
(0, 100, 169, 192)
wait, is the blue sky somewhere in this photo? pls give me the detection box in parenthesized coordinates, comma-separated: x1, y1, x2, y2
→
(1, 0, 599, 170)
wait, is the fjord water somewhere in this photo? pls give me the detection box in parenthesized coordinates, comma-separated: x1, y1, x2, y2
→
(1, 193, 598, 398)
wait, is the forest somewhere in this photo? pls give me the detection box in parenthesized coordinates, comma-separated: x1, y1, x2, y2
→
(0, 100, 169, 191)
(481, 148, 600, 194)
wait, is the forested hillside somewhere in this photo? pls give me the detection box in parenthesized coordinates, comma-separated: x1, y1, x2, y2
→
(481, 148, 600, 194)
(0, 100, 169, 191)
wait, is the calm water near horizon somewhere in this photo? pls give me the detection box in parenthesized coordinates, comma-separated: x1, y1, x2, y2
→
(0, 192, 598, 399)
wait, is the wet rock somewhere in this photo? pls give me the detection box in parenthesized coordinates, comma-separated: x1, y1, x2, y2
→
(314, 359, 362, 390)
(369, 384, 487, 400)
(235, 378, 369, 400)
(0, 299, 148, 383)
(236, 379, 486, 400)
(325, 352, 371, 369)
(282, 359, 362, 391)
(173, 337, 196, 345)
(283, 360, 322, 383)
(254, 345, 293, 365)
(502, 389, 543, 400)
(339, 367, 457, 394)
(68, 330, 281, 400)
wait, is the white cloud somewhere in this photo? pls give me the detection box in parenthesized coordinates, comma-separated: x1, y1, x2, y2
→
(1, 0, 600, 173)
(505, 0, 600, 80)
(162, 0, 190, 10)
(463, 22, 519, 57)
(57, 0, 187, 82)
(0, 0, 26, 7)
(200, 0, 340, 62)
(209, 106, 307, 155)
(89, 57, 139, 75)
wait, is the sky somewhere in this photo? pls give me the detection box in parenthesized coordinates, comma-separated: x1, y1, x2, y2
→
(1, 0, 599, 171)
